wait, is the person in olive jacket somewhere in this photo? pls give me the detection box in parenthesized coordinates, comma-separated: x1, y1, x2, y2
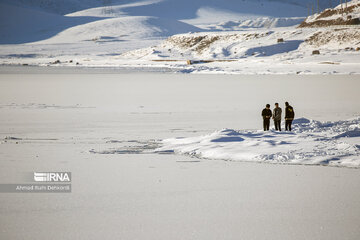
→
(273, 103, 282, 131)
(262, 104, 272, 131)
(285, 102, 295, 131)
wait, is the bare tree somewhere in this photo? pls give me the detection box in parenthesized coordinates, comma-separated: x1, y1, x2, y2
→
(102, 0, 113, 15)
(340, 0, 343, 15)
(312, 2, 315, 15)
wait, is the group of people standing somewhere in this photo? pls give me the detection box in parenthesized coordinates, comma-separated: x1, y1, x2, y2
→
(262, 102, 295, 131)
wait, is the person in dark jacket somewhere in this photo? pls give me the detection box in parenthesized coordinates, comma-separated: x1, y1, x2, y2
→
(262, 104, 272, 131)
(285, 102, 295, 131)
(273, 103, 282, 131)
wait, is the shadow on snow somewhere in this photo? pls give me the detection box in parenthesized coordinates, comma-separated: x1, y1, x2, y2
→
(245, 40, 303, 57)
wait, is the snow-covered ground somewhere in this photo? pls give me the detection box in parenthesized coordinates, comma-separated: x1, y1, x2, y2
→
(1, 68, 360, 239)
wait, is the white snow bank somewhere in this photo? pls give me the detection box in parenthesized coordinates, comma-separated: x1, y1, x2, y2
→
(156, 117, 360, 167)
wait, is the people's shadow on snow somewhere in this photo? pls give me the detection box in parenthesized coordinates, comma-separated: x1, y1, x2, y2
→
(245, 40, 303, 57)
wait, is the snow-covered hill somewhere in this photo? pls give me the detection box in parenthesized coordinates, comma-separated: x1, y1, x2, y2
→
(0, 1, 201, 44)
(0, 0, 338, 16)
(0, 0, 310, 53)
(117, 0, 360, 74)
(0, 0, 347, 44)
(0, 3, 106, 44)
(0, 0, 359, 74)
(299, 0, 360, 27)
(0, 0, 105, 15)
(0, 0, 333, 45)
(199, 17, 305, 31)
(34, 16, 201, 44)
(122, 25, 360, 61)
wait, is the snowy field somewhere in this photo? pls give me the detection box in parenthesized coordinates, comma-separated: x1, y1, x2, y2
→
(0, 67, 360, 239)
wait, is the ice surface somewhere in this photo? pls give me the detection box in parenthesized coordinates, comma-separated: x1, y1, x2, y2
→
(1, 70, 360, 240)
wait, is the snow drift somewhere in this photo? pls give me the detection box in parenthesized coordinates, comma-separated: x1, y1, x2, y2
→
(155, 117, 360, 168)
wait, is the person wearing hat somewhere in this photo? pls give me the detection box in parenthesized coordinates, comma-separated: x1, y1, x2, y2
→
(285, 102, 295, 131)
(273, 103, 282, 131)
(262, 104, 272, 131)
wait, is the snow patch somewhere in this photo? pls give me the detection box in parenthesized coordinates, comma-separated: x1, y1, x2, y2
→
(156, 117, 360, 167)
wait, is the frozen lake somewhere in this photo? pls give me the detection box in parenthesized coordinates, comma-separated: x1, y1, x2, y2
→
(0, 67, 360, 240)
(1, 66, 360, 139)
